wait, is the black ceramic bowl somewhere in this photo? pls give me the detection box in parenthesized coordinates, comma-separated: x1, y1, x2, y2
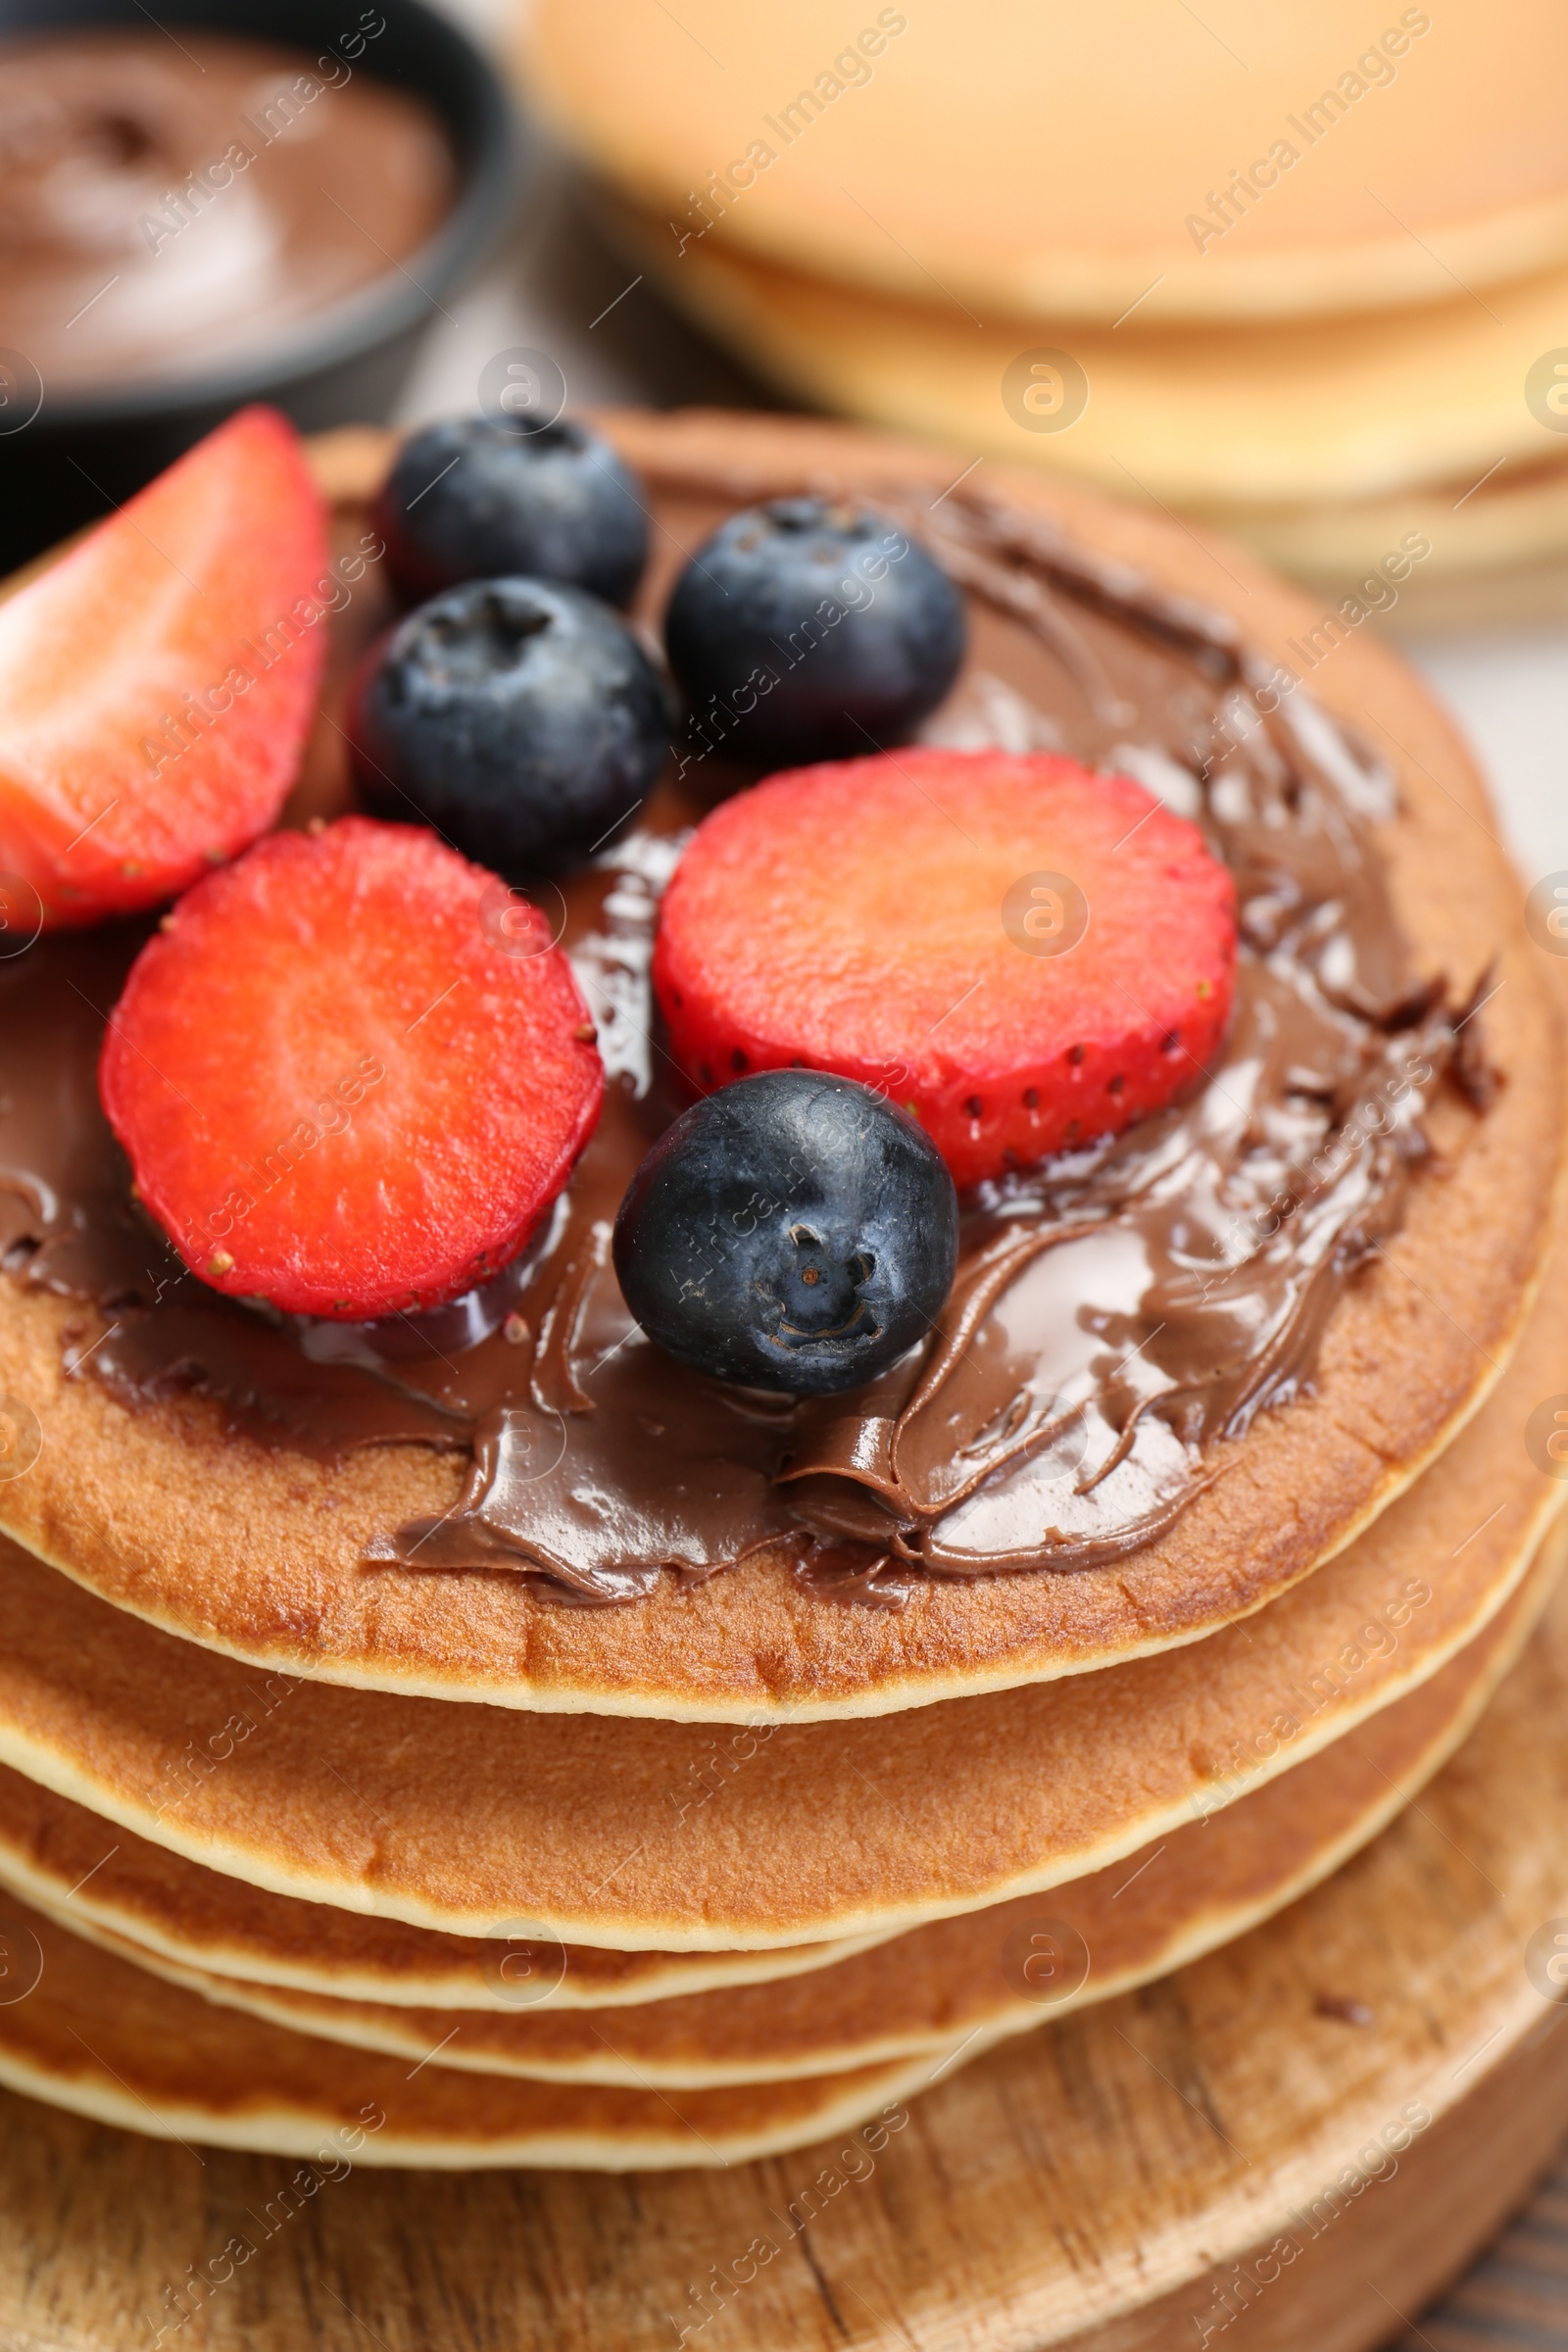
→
(0, 0, 520, 567)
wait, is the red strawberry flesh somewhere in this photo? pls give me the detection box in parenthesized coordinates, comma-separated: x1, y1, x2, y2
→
(653, 749, 1238, 1189)
(99, 818, 605, 1320)
(0, 406, 328, 927)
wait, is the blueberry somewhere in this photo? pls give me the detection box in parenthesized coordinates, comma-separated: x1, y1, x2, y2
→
(663, 499, 966, 768)
(613, 1070, 958, 1396)
(347, 578, 669, 875)
(373, 417, 649, 607)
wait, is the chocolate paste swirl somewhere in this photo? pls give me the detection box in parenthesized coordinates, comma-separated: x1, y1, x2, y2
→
(0, 486, 1483, 1608)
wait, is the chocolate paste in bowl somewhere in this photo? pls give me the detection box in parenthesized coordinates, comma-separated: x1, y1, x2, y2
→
(0, 28, 451, 392)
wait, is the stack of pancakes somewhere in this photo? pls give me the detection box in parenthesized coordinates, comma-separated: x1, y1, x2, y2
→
(520, 0, 1568, 620)
(0, 409, 1562, 2172)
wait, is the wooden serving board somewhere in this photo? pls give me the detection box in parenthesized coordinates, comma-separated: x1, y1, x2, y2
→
(4, 1574, 1568, 2352)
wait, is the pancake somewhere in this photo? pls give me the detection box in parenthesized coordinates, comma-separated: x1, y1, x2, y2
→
(0, 410, 1557, 1726)
(59, 1535, 1552, 2086)
(522, 0, 1568, 324)
(1211, 451, 1568, 613)
(601, 201, 1568, 509)
(0, 1886, 937, 2169)
(0, 1763, 881, 2011)
(2, 1556, 1567, 2170)
(0, 1177, 1561, 1952)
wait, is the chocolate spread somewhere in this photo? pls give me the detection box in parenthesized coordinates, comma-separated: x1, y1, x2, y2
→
(0, 27, 451, 392)
(0, 472, 1484, 1609)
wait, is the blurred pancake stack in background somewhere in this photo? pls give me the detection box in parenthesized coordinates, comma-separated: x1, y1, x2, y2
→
(518, 0, 1568, 625)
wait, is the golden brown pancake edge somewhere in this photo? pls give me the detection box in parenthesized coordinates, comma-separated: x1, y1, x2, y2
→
(0, 410, 1556, 1724)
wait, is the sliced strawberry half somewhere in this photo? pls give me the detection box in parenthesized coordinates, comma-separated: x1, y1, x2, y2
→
(100, 818, 604, 1320)
(0, 406, 328, 927)
(653, 749, 1237, 1189)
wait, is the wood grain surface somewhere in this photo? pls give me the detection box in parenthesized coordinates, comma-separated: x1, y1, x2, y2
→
(3, 1570, 1568, 2352)
(1406, 2151, 1568, 2350)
